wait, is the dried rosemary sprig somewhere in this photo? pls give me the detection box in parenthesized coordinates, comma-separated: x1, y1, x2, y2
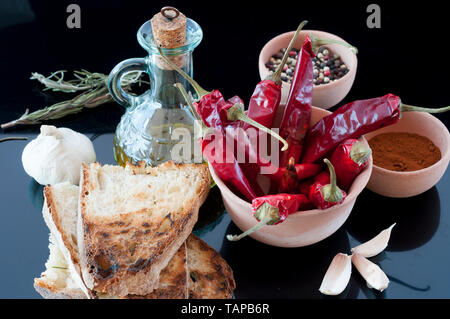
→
(1, 70, 146, 130)
(0, 137, 27, 143)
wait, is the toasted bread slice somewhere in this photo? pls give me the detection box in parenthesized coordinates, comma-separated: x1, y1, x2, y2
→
(38, 181, 191, 299)
(186, 235, 236, 299)
(34, 234, 87, 299)
(35, 235, 235, 299)
(35, 235, 188, 299)
(42, 182, 90, 298)
(78, 161, 210, 296)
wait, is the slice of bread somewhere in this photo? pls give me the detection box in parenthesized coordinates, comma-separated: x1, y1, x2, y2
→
(34, 235, 188, 299)
(34, 234, 87, 299)
(42, 182, 90, 298)
(78, 161, 210, 296)
(34, 235, 235, 299)
(186, 234, 236, 299)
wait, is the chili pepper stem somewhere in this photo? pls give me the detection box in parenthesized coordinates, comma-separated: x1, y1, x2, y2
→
(267, 20, 308, 85)
(400, 102, 450, 114)
(350, 142, 372, 165)
(321, 159, 344, 203)
(157, 46, 211, 99)
(227, 103, 289, 151)
(174, 83, 214, 138)
(309, 33, 358, 55)
(226, 202, 280, 241)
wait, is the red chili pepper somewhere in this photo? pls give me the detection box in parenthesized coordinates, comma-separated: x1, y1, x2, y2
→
(161, 48, 290, 201)
(278, 157, 299, 193)
(330, 139, 372, 191)
(314, 170, 330, 185)
(278, 36, 315, 167)
(174, 83, 263, 200)
(244, 21, 307, 129)
(301, 94, 450, 164)
(226, 193, 310, 241)
(158, 46, 289, 149)
(299, 179, 313, 196)
(309, 159, 347, 210)
(278, 35, 358, 168)
(269, 161, 321, 184)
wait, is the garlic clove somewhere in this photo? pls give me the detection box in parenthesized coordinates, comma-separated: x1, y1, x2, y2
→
(351, 223, 396, 258)
(319, 253, 352, 296)
(352, 253, 389, 292)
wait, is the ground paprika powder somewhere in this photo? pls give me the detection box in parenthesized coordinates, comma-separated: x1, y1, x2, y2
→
(368, 132, 441, 171)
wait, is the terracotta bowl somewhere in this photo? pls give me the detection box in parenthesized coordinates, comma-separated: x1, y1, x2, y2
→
(209, 106, 373, 247)
(365, 112, 450, 198)
(258, 30, 357, 109)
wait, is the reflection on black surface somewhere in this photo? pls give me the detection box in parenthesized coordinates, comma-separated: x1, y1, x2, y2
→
(0, 0, 35, 30)
(28, 179, 43, 211)
(220, 222, 358, 299)
(193, 187, 226, 236)
(387, 274, 430, 292)
(346, 187, 440, 251)
(352, 272, 386, 299)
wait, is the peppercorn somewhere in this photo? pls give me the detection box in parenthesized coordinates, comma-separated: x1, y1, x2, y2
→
(266, 46, 349, 86)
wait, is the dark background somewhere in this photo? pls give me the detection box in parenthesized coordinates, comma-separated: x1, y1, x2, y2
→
(1, 0, 449, 129)
(0, 0, 449, 299)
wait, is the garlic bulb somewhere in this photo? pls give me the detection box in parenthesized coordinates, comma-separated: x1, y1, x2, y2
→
(22, 125, 96, 185)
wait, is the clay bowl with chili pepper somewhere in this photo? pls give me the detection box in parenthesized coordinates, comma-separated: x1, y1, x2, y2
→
(365, 112, 450, 198)
(209, 106, 373, 248)
(259, 30, 357, 109)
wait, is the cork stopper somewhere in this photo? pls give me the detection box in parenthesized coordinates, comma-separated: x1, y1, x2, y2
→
(151, 7, 187, 69)
(151, 7, 186, 49)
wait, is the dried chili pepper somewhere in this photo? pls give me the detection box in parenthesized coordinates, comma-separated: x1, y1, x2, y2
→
(226, 193, 311, 241)
(278, 157, 299, 193)
(245, 21, 307, 129)
(269, 162, 321, 183)
(175, 83, 262, 200)
(278, 35, 357, 167)
(278, 36, 315, 167)
(330, 139, 372, 191)
(158, 46, 288, 150)
(301, 94, 450, 164)
(309, 159, 347, 209)
(315, 169, 331, 184)
(299, 179, 314, 196)
(276, 35, 357, 193)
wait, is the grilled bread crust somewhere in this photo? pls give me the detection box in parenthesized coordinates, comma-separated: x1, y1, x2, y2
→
(186, 235, 236, 299)
(77, 161, 210, 297)
(34, 279, 87, 299)
(34, 236, 235, 299)
(42, 184, 90, 298)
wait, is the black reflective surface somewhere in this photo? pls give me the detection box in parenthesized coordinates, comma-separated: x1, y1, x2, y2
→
(1, 0, 449, 299)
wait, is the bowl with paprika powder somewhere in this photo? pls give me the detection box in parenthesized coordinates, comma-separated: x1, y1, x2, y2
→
(210, 106, 373, 247)
(365, 112, 450, 198)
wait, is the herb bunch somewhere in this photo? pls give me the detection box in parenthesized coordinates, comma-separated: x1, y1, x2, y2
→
(1, 70, 146, 130)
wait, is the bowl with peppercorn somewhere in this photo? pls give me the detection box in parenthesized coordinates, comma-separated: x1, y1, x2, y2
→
(365, 112, 450, 198)
(259, 30, 357, 109)
(210, 106, 373, 247)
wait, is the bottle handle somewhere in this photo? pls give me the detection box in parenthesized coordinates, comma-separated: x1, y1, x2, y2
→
(107, 57, 148, 107)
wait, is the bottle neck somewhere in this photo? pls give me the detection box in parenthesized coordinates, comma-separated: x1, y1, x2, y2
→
(148, 51, 195, 108)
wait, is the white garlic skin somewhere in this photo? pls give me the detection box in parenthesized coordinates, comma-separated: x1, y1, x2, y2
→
(22, 125, 96, 185)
